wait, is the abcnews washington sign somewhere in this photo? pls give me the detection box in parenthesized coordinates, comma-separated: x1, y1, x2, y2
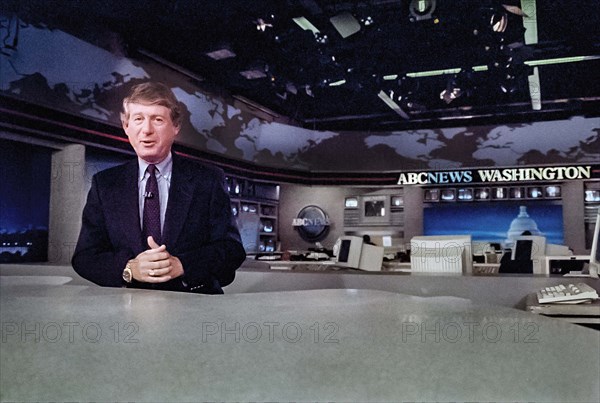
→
(397, 164, 599, 186)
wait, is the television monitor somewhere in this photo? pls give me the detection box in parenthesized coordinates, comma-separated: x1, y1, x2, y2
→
(424, 202, 564, 245)
(590, 210, 600, 276)
(585, 190, 600, 202)
(410, 235, 473, 273)
(424, 189, 439, 202)
(493, 187, 508, 199)
(458, 188, 473, 201)
(545, 186, 561, 198)
(511, 236, 546, 261)
(391, 196, 403, 207)
(510, 187, 524, 199)
(527, 187, 543, 198)
(440, 189, 456, 201)
(334, 236, 384, 271)
(360, 195, 388, 224)
(345, 197, 358, 208)
(474, 188, 490, 200)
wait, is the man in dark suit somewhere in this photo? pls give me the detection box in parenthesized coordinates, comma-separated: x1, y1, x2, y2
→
(72, 82, 246, 294)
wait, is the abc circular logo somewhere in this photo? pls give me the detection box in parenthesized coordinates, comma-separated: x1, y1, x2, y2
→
(292, 206, 330, 242)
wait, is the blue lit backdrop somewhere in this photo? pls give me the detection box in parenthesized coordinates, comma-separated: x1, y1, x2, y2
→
(424, 202, 564, 245)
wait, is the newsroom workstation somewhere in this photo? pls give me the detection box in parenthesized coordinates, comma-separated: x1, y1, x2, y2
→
(2, 1, 600, 401)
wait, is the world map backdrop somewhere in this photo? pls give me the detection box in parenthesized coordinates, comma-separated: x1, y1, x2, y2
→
(1, 15, 599, 173)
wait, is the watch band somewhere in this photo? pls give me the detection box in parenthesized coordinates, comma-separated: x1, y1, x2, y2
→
(122, 262, 133, 283)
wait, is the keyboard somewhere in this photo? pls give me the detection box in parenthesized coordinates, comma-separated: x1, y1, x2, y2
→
(537, 283, 599, 304)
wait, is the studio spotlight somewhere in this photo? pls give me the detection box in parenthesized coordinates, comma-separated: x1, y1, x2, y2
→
(314, 32, 328, 44)
(254, 18, 273, 32)
(360, 16, 374, 26)
(440, 75, 465, 104)
(440, 87, 462, 104)
(409, 0, 437, 22)
(490, 12, 508, 32)
(500, 73, 517, 94)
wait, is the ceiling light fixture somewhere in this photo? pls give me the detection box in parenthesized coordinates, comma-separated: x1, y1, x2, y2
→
(519, 0, 538, 45)
(525, 55, 600, 66)
(239, 70, 267, 79)
(490, 12, 508, 32)
(292, 16, 320, 34)
(330, 12, 361, 38)
(407, 67, 463, 78)
(378, 90, 410, 119)
(440, 73, 470, 104)
(527, 66, 541, 110)
(328, 79, 346, 87)
(440, 86, 462, 104)
(206, 48, 236, 60)
(409, 0, 437, 22)
(401, 55, 597, 78)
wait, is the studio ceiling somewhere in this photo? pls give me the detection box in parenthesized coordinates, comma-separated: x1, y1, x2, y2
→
(8, 0, 600, 132)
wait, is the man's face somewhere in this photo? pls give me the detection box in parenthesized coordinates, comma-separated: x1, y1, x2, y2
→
(123, 103, 180, 164)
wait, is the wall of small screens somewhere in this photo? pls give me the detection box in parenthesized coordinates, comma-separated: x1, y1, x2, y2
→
(343, 192, 404, 228)
(423, 185, 562, 202)
(225, 175, 279, 254)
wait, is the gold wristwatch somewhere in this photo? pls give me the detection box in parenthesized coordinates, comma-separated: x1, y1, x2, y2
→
(122, 262, 133, 283)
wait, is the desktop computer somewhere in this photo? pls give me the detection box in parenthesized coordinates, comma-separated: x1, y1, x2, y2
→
(334, 236, 384, 271)
(409, 235, 473, 274)
(502, 235, 579, 274)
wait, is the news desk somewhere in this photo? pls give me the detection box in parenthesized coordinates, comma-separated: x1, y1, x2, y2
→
(1, 277, 599, 402)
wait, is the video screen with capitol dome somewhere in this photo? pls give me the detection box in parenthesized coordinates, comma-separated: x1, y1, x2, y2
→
(424, 202, 564, 246)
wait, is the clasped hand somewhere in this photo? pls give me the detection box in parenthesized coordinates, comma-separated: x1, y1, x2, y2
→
(129, 236, 184, 283)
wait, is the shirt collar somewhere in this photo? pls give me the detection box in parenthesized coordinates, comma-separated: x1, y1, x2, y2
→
(138, 152, 173, 181)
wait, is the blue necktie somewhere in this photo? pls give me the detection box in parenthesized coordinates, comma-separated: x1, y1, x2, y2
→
(143, 164, 161, 244)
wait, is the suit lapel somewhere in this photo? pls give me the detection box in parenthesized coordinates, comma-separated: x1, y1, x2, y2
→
(116, 160, 144, 251)
(163, 154, 195, 248)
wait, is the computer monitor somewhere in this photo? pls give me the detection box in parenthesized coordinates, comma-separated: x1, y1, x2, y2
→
(510, 235, 546, 274)
(545, 243, 572, 256)
(335, 236, 363, 268)
(334, 236, 384, 271)
(410, 235, 473, 274)
(545, 255, 590, 275)
(511, 236, 546, 261)
(590, 210, 600, 275)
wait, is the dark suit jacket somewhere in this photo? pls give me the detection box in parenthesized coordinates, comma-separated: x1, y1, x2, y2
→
(72, 153, 246, 293)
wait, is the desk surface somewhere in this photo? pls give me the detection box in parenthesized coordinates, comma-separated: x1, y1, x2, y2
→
(1, 279, 599, 402)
